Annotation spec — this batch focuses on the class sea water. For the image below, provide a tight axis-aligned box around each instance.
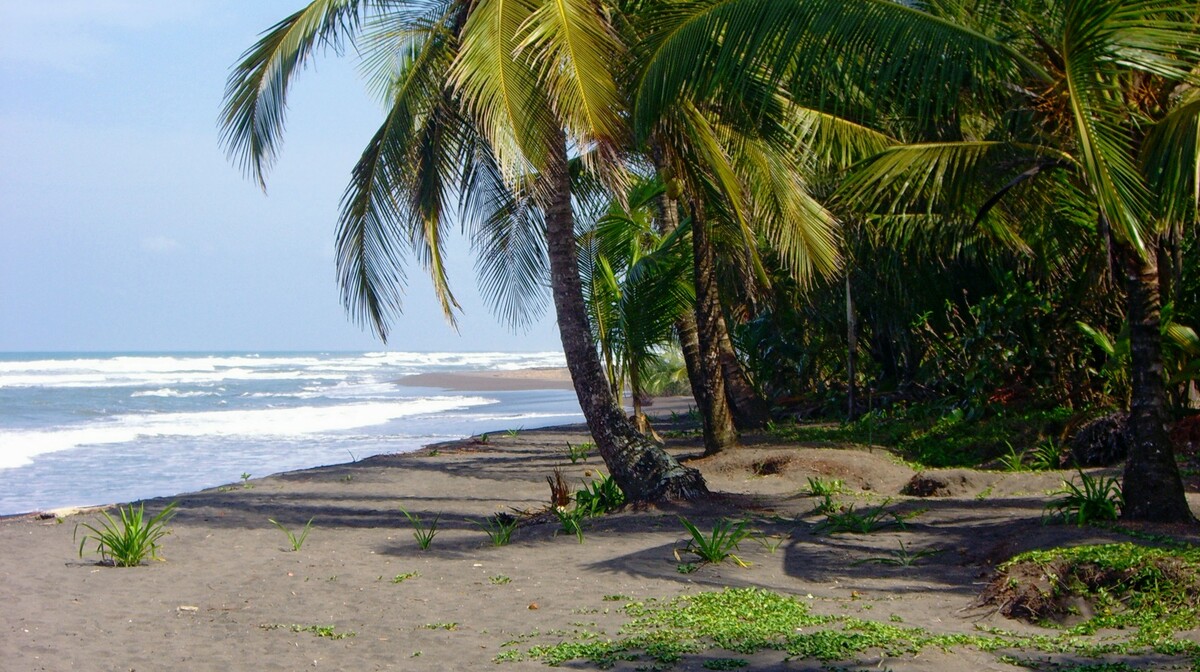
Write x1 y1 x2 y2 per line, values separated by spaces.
0 351 580 515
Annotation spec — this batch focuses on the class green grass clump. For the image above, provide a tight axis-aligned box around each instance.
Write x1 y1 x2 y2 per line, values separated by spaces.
472 513 519 546
399 506 440 549
815 501 906 534
988 543 1200 646
269 516 314 551
1043 471 1123 525
677 517 752 566
575 475 625 516
74 501 178 567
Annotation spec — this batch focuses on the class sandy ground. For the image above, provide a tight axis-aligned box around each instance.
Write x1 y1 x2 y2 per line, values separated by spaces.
3 393 1200 670
396 368 575 391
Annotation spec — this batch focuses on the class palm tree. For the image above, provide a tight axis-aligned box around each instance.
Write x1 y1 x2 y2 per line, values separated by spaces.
834 0 1200 522
633 0 1200 521
220 0 706 502
579 177 695 434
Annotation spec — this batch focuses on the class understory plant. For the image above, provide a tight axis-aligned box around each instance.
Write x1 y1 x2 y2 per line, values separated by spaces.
75 501 179 567
473 513 520 546
575 475 625 516
269 516 314 551
816 501 906 534
400 506 441 549
677 517 753 566
1044 471 1123 525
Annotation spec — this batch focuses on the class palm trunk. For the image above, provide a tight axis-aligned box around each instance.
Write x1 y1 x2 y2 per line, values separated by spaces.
651 182 738 452
691 208 740 454
1117 239 1193 523
544 139 707 502
846 271 858 420
716 316 771 429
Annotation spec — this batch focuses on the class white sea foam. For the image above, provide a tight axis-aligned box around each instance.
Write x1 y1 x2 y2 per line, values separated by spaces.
0 352 566 388
0 395 495 470
130 388 216 398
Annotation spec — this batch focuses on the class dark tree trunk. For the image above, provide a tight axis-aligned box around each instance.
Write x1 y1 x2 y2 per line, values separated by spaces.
690 208 741 454
846 272 858 420
543 139 707 502
1117 239 1193 523
652 185 739 452
716 316 771 429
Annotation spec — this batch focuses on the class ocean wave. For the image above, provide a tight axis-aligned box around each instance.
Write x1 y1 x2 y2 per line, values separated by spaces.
0 396 496 470
131 388 216 398
0 351 566 389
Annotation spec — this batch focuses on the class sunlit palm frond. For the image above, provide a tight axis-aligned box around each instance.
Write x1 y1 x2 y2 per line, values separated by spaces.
517 0 628 181
220 0 371 189
1060 0 1156 254
334 14 465 340
451 0 557 187
733 133 841 285
787 105 896 172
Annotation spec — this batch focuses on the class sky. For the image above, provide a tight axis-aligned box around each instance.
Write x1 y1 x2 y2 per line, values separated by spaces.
0 1 563 353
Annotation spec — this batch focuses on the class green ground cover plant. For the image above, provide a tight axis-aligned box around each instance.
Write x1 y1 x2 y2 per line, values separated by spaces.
496 586 1200 668
981 543 1200 648
1044 472 1123 526
399 506 440 550
74 501 178 567
260 623 355 639
269 516 314 551
776 406 1071 468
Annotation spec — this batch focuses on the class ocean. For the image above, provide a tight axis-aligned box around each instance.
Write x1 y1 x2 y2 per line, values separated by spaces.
0 351 581 516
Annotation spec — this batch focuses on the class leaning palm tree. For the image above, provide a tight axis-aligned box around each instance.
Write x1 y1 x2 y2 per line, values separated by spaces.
220 0 705 502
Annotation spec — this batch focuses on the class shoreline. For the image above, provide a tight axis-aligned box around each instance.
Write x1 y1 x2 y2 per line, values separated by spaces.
5 415 1197 670
395 367 575 391
3 364 692 520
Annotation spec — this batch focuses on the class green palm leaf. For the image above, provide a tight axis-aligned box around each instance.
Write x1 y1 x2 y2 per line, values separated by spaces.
451 0 557 186
220 0 372 189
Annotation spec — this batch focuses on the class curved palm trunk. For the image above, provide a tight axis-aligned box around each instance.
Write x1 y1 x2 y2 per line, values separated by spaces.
544 140 707 502
1118 240 1193 523
652 185 739 452
691 208 740 454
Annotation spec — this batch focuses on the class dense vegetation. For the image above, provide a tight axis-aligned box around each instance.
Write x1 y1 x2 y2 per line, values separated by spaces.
223 0 1199 521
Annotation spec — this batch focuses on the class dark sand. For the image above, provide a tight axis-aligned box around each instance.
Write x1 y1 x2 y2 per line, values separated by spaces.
3 373 1199 671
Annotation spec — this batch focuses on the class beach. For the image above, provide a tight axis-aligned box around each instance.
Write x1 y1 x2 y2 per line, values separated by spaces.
2 369 1199 670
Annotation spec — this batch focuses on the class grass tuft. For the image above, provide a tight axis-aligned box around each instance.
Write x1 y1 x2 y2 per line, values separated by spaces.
75 501 178 567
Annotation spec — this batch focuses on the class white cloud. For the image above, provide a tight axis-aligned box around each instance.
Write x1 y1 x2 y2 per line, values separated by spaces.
140 236 182 253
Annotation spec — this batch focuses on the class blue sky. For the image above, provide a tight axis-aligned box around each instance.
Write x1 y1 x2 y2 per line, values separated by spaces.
0 1 562 353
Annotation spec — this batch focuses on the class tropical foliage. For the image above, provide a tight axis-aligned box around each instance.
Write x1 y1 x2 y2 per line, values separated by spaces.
222 0 1200 521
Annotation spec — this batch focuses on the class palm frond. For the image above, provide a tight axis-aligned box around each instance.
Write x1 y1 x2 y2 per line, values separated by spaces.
1142 90 1200 223
516 0 628 181
220 0 371 189
451 0 557 186
632 0 1048 140
1060 0 1156 254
